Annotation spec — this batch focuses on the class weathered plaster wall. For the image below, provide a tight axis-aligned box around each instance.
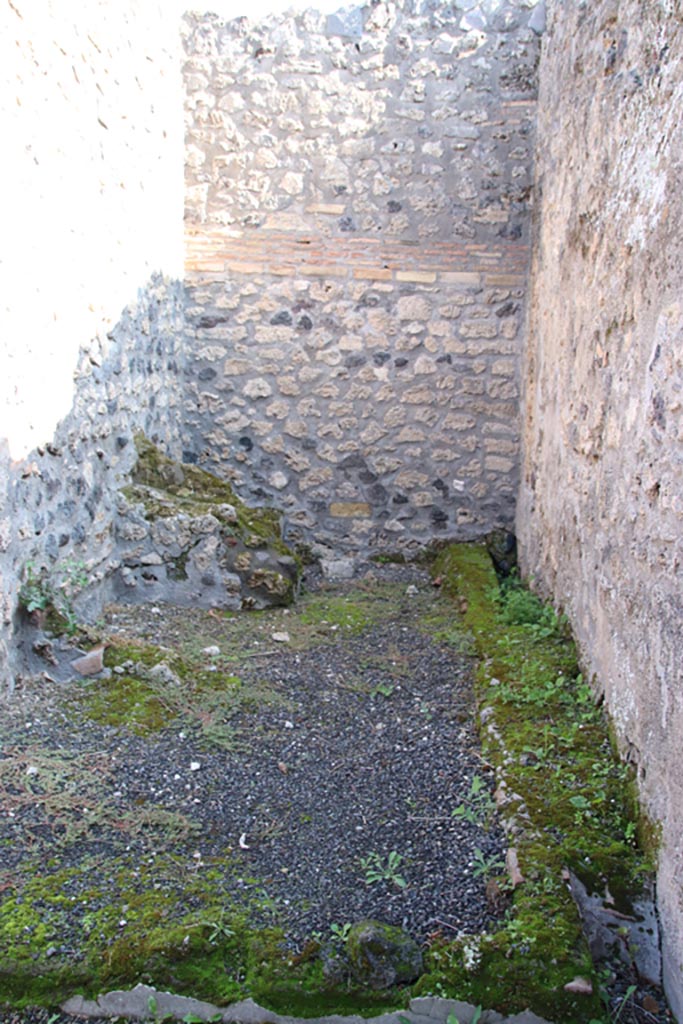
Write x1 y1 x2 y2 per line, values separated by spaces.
0 1 185 684
518 1 683 1013
183 1 541 554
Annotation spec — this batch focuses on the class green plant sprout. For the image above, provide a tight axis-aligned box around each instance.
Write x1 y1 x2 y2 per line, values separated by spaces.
18 557 89 634
446 1009 483 1024
589 982 637 1024
197 908 234 944
18 561 51 615
452 774 496 829
329 921 351 943
495 572 567 639
360 850 407 888
471 847 504 880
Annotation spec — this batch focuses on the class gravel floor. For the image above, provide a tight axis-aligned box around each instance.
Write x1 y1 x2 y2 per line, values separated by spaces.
0 563 506 1020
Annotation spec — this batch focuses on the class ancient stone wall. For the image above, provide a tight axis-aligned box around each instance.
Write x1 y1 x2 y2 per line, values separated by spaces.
517 1 683 1013
183 1 541 555
0 1 185 685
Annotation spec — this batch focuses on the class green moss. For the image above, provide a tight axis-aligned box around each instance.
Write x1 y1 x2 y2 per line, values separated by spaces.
296 585 405 640
635 809 663 865
127 435 295 563
416 896 595 1018
425 543 658 1023
84 674 170 734
416 601 476 654
299 595 371 633
0 867 95 1004
84 639 277 748
0 857 407 1017
246 929 408 1018
0 855 246 1003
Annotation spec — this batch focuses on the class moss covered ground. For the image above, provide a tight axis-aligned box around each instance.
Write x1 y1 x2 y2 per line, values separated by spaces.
0 545 661 1022
417 544 658 1022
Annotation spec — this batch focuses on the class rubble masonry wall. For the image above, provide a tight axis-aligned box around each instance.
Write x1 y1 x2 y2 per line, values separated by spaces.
182 1 541 555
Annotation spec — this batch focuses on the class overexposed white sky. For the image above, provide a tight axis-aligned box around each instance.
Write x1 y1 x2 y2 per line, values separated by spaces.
200 0 348 17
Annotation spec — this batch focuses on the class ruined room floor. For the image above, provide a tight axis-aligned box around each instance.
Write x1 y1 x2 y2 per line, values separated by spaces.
0 563 506 1019
1 556 672 1024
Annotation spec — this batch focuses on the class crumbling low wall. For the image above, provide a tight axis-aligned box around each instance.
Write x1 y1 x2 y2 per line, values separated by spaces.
0 278 186 682
114 438 299 610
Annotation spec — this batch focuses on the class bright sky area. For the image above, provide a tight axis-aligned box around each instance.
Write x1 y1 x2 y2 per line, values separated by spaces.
202 0 346 17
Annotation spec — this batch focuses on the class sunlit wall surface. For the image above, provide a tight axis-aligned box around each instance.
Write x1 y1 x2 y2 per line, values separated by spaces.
0 0 184 460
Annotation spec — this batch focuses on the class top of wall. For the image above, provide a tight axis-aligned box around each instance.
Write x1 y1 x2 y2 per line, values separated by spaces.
183 0 542 256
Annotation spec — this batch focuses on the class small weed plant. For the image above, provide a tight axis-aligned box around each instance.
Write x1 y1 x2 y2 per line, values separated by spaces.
371 681 395 698
360 850 407 888
522 723 555 764
18 562 51 614
411 1008 483 1024
471 847 504 880
197 908 235 945
447 1010 483 1024
329 921 351 944
18 557 89 634
589 982 637 1024
495 572 567 639
452 774 496 829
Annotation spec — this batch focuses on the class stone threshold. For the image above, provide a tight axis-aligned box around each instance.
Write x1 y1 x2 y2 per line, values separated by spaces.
63 983 552 1024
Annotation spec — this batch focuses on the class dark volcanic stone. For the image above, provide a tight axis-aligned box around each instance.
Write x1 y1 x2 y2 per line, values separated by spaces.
197 315 229 329
486 528 518 577
346 919 423 989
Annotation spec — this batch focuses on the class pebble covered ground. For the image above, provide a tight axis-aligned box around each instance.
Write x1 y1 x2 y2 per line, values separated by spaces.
0 564 507 1020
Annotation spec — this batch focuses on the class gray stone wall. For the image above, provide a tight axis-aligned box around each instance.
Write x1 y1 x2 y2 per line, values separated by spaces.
0 1 185 687
517 1 683 1014
182 0 541 555
0 279 186 683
